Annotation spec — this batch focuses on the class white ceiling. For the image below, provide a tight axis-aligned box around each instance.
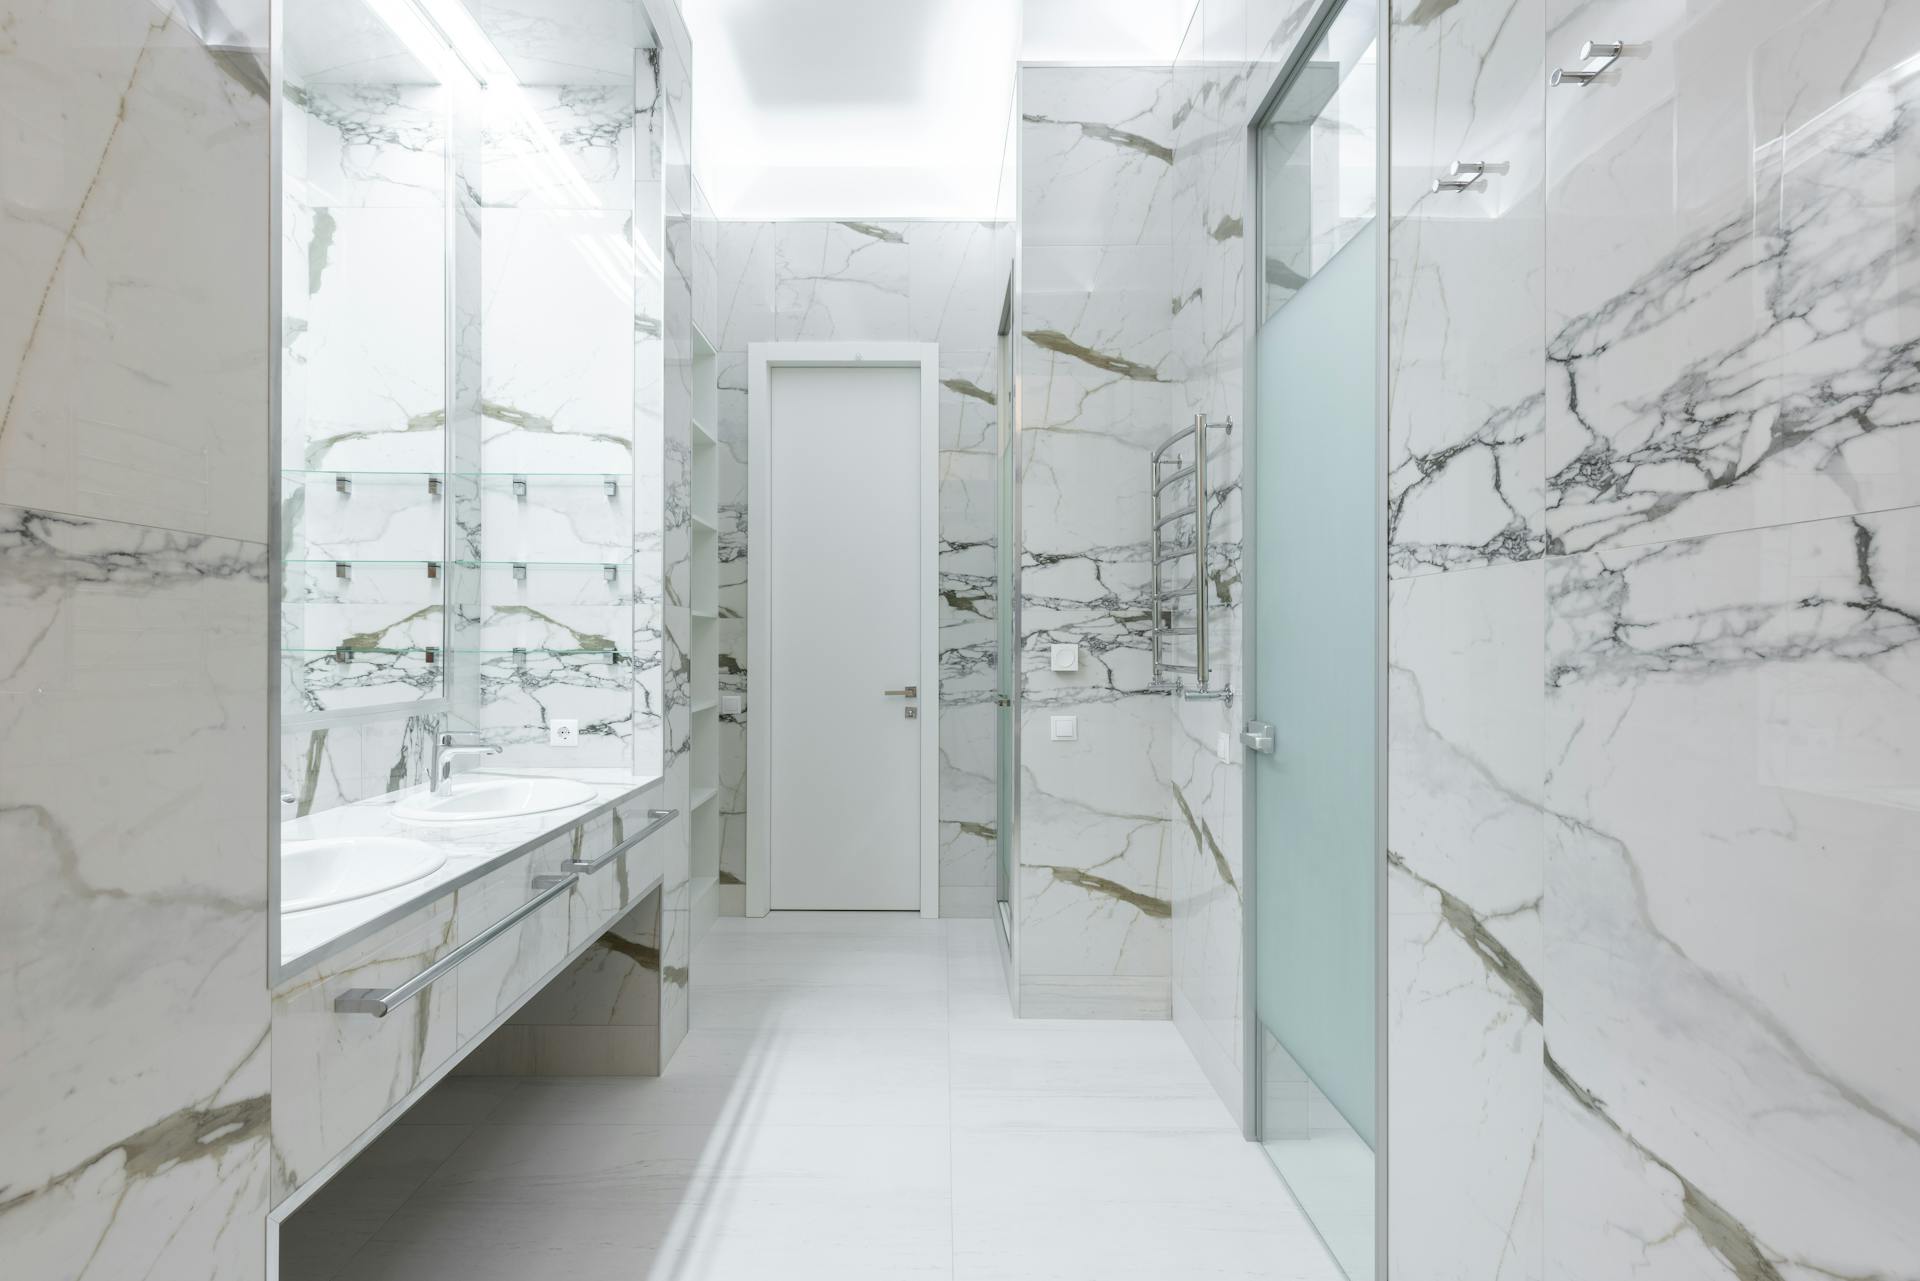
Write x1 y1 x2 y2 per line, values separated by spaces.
685 0 1191 220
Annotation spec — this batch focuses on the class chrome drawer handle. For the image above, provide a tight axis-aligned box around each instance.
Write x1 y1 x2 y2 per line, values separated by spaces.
563 808 676 874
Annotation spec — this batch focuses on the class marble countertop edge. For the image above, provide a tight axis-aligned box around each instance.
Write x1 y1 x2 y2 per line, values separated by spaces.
275 767 664 983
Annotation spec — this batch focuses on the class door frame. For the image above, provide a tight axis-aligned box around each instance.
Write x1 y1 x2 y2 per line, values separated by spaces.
745 341 942 918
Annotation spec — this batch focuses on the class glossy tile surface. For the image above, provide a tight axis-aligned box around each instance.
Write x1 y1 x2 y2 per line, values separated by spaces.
287 915 1340 1281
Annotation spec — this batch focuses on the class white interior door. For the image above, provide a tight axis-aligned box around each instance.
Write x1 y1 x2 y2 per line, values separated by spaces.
767 363 923 910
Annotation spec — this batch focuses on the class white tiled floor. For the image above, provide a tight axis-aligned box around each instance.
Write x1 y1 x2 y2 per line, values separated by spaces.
284 914 1343 1281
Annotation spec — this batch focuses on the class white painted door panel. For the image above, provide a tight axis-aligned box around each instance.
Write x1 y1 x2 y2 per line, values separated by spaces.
768 365 922 910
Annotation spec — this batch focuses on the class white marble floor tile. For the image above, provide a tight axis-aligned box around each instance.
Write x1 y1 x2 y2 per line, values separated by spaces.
950 1019 1238 1133
290 913 1334 1281
952 1129 1342 1281
279 1124 475 1281
487 1027 951 1129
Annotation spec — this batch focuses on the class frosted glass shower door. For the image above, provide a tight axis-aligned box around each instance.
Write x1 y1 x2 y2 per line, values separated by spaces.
1246 3 1381 1277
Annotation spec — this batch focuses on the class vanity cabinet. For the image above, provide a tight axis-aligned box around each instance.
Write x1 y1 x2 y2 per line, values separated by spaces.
270 783 669 1200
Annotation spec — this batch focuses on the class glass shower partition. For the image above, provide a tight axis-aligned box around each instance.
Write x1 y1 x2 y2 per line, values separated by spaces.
1245 1 1384 1277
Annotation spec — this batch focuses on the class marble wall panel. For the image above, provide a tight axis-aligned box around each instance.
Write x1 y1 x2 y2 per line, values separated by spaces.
0 507 272 1278
1543 507 1920 1277
1544 0 1920 555
1378 0 1552 1272
1017 65 1177 1014
0 4 273 1275
0 1 271 544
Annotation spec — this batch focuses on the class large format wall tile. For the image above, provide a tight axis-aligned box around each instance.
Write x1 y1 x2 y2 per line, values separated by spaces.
1018 65 1176 1013
0 1 270 543
773 220 911 341
1543 505 1920 1276
1387 559 1546 1280
1021 67 1177 249
1545 0 1920 555
1388 0 1546 576
0 506 271 1278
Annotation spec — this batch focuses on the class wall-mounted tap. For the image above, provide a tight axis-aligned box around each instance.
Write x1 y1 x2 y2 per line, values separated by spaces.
432 731 501 795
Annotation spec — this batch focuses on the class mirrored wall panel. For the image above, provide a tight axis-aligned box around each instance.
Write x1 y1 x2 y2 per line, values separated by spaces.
275 0 665 973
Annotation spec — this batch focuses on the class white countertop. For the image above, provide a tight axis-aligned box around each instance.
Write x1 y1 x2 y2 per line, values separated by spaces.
277 767 661 976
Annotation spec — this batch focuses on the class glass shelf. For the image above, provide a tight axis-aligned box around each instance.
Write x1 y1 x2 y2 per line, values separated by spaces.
283 469 631 479
287 645 626 659
282 470 633 498
286 558 627 570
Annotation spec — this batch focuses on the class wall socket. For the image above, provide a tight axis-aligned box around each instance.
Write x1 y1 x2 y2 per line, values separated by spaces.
549 718 579 747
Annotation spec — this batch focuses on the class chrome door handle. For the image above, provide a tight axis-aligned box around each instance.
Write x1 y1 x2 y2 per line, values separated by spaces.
1241 721 1275 754
884 686 918 698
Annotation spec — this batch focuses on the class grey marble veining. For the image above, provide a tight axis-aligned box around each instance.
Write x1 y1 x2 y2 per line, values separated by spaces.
0 1 270 544
0 506 271 1279
1017 65 1177 1014
1543 506 1920 1277
1545 0 1920 557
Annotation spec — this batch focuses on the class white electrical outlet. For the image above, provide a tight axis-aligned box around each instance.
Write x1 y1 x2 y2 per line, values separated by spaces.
550 718 579 747
1050 714 1078 742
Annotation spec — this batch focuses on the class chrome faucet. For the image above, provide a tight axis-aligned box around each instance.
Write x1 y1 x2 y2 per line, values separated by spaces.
432 731 501 795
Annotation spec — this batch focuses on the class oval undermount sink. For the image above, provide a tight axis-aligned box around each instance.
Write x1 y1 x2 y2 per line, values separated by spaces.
283 837 447 912
391 775 596 823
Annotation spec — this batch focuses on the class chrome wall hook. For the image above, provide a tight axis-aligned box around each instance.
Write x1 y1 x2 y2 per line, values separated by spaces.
1553 39 1627 85
1430 161 1488 193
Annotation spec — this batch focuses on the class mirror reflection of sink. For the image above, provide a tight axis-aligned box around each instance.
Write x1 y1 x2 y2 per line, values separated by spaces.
392 775 596 823
283 837 447 913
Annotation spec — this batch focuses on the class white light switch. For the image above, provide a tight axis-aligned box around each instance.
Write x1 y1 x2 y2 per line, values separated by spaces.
720 694 744 717
1050 643 1079 673
1217 731 1233 764
1050 715 1078 742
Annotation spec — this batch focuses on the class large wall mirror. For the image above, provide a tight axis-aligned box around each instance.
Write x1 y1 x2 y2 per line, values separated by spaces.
274 0 664 975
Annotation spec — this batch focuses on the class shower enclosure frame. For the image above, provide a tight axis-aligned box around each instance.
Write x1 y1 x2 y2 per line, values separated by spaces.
1237 0 1390 1271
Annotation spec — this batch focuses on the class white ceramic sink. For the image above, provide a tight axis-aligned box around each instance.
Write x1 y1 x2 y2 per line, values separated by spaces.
391 775 596 823
283 837 447 913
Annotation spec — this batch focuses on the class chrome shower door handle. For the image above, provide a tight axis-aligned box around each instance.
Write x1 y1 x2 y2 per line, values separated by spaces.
1241 721 1276 754
884 686 918 698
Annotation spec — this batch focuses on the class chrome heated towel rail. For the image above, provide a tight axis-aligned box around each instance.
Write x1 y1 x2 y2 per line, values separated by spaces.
1150 413 1228 689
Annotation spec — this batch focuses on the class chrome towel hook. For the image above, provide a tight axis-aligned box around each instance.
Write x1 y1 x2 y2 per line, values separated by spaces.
1552 40 1626 86
1431 161 1488 193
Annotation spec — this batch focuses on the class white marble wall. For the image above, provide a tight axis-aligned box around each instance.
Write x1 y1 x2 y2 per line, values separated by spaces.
710 218 1014 917
1382 0 1920 1277
1536 2 1920 1275
1017 66 1179 1016
0 3 273 1277
1383 0 1549 1275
